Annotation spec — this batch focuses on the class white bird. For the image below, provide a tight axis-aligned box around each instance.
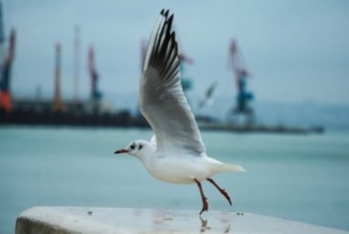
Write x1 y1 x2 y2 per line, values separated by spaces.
198 81 218 110
115 9 245 215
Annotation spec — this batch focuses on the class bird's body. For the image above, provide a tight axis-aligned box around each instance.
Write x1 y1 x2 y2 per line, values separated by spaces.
139 146 239 184
130 140 243 184
145 152 209 184
115 9 245 215
148 155 241 184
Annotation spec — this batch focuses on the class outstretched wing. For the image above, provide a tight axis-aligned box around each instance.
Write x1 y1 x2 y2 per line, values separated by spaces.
140 10 205 155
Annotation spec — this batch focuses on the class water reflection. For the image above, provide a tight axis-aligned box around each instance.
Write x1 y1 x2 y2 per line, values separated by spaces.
147 209 235 233
199 216 208 232
199 212 232 233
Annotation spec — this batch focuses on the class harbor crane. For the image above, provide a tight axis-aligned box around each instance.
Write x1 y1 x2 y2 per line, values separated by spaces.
0 1 15 112
227 38 255 125
88 46 102 113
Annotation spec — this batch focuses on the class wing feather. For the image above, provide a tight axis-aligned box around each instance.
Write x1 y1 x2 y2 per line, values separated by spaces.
140 10 205 155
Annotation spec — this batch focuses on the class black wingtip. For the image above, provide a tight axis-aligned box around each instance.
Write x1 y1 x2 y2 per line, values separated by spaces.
167 14 174 23
164 9 169 17
160 9 171 18
171 31 176 42
165 14 174 34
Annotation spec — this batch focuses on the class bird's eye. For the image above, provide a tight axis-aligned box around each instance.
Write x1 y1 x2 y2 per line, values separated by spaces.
138 144 143 150
130 143 135 150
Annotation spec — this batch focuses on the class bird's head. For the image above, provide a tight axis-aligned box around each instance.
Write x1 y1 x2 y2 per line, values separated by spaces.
114 140 154 158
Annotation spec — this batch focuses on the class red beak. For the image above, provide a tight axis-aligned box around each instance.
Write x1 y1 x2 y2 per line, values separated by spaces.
114 149 129 154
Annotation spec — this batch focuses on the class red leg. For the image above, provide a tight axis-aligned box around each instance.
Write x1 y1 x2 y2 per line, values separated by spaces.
207 178 232 206
194 179 209 215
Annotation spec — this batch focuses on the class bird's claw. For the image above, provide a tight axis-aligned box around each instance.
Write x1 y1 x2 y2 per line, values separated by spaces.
221 189 232 206
199 197 209 216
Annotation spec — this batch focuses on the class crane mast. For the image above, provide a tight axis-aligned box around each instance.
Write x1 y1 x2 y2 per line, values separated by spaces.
227 38 255 125
0 1 15 112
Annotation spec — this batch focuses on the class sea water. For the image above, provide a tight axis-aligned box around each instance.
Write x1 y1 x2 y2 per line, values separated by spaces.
0 127 349 233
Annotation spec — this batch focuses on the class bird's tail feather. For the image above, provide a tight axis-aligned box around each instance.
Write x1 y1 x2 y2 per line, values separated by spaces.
221 163 246 172
207 157 246 173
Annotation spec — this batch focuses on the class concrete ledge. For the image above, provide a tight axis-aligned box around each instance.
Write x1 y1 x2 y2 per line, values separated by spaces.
16 207 349 234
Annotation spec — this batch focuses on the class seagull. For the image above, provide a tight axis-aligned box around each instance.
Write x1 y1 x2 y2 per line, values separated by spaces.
198 81 218 110
115 9 245 215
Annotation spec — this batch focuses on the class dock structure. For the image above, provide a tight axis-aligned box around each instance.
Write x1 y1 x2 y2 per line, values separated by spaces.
0 108 324 134
73 26 80 105
0 1 16 112
227 38 255 125
53 43 65 112
16 207 348 234
88 45 102 113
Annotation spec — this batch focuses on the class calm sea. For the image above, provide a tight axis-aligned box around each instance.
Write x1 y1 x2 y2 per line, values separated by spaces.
0 127 349 233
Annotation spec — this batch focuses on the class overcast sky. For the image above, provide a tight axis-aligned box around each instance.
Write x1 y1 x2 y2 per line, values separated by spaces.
2 0 349 105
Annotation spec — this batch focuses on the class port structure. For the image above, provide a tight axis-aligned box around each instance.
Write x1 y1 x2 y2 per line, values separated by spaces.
88 45 102 113
0 2 15 112
227 38 255 125
53 43 65 112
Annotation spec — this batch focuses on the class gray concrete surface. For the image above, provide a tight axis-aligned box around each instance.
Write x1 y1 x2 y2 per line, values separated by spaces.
16 206 349 234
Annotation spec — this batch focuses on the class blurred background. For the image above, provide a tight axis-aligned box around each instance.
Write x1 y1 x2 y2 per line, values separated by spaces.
0 0 349 233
